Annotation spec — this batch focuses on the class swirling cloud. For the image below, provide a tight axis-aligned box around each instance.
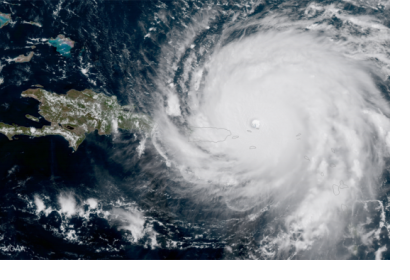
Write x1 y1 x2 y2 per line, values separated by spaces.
150 1 389 258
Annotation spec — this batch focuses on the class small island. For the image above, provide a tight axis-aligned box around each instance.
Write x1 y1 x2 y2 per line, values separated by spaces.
0 12 11 29
48 34 75 57
13 51 34 63
0 88 151 150
25 114 39 122
22 20 42 27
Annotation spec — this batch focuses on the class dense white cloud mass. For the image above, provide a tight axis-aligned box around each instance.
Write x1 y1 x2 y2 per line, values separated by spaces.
150 1 389 258
86 198 99 209
58 194 79 217
34 195 46 213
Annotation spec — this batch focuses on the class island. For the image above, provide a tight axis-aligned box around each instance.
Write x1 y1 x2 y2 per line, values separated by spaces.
13 51 34 63
22 20 42 27
0 12 11 29
0 88 151 150
25 114 39 122
48 35 75 57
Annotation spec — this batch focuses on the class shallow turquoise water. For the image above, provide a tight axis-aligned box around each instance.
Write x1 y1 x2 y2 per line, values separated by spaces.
0 14 10 28
48 38 73 57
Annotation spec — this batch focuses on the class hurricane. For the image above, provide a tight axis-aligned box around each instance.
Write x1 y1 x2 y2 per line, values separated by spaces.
148 1 390 258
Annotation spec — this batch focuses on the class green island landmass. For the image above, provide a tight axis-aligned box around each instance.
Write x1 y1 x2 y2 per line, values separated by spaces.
0 88 151 150
25 114 39 122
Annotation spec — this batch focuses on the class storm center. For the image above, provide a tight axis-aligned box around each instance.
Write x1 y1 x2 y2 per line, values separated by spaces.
251 119 260 129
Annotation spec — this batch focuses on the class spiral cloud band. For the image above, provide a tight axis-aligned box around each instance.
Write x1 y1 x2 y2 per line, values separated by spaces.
149 1 389 258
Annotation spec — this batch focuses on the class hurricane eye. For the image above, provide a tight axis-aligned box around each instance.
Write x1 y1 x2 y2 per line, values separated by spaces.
251 119 260 129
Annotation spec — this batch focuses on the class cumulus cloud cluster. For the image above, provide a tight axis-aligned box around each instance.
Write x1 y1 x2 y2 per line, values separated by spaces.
33 194 146 243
